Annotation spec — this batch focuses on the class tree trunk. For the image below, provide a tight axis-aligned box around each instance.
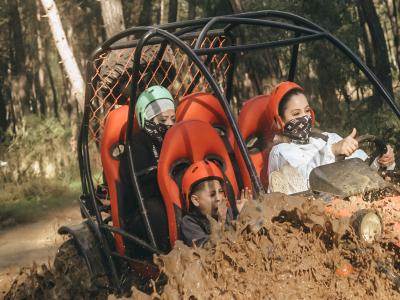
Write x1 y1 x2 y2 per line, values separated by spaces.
160 0 166 24
228 0 243 13
384 0 400 78
155 0 161 23
168 0 178 23
40 0 85 112
7 74 17 134
8 0 31 116
358 0 394 104
0 86 7 132
315 45 341 127
188 0 196 19
139 0 153 25
357 5 374 69
8 0 25 76
0 54 8 132
34 0 47 117
43 34 59 119
46 60 59 119
99 0 126 39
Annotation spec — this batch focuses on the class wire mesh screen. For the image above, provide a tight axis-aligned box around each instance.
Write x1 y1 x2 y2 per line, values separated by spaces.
84 34 232 187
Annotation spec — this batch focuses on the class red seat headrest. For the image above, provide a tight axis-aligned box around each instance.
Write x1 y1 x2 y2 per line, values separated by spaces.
238 95 270 178
176 92 254 189
157 119 239 246
239 95 271 140
176 92 234 144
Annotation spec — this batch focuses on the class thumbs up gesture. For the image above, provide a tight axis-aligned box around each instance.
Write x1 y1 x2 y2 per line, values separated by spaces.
332 128 359 157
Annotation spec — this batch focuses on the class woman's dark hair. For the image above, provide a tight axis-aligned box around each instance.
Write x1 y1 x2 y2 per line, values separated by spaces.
278 88 304 118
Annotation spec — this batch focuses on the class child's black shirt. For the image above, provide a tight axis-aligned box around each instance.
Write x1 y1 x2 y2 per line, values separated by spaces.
181 208 233 247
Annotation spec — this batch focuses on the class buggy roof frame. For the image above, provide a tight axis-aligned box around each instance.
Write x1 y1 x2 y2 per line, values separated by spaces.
90 10 399 117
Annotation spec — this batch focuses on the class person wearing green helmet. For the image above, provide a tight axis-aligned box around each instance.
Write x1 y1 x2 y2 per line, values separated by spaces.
135 85 175 148
121 85 176 254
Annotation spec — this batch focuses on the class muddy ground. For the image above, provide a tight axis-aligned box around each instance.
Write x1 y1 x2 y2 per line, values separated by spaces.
2 194 400 299
0 205 81 298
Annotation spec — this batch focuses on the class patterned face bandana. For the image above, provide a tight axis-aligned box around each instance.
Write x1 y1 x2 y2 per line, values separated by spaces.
143 119 171 144
283 115 312 144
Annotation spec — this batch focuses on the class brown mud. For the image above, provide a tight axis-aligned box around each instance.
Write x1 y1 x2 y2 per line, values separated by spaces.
151 194 400 299
4 194 400 299
0 205 81 298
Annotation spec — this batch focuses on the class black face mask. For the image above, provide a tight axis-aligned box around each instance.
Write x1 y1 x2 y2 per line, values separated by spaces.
143 119 171 144
283 115 312 144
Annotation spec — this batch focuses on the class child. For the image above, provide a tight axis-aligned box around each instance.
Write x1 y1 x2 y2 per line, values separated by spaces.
180 160 251 247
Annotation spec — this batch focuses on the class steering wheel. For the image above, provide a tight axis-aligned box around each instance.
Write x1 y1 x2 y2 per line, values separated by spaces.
336 134 387 166
356 134 387 165
356 134 387 166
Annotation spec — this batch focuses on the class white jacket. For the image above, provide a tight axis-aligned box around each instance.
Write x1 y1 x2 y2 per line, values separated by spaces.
267 132 386 194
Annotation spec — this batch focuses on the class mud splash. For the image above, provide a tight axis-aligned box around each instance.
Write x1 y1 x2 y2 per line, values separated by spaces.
151 193 400 299
4 193 400 299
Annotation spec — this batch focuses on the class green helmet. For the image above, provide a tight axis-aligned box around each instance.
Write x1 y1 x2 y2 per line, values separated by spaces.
135 85 175 128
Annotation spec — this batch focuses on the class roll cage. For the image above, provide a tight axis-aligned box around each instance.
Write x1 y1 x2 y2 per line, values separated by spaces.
76 10 400 295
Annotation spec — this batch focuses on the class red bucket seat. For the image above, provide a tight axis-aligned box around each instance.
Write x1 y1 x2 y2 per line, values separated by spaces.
100 105 142 255
157 119 239 246
176 92 251 189
100 105 129 255
237 95 271 179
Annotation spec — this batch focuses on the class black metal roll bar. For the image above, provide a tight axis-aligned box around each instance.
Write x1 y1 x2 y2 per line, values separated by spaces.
192 12 400 117
91 9 400 118
288 32 301 81
193 33 325 55
194 16 320 49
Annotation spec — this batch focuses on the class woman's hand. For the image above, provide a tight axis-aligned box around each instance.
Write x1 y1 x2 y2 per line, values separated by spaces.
236 187 252 213
331 128 359 157
378 144 395 168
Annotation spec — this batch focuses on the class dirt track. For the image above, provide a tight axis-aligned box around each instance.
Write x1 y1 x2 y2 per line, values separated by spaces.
0 205 81 297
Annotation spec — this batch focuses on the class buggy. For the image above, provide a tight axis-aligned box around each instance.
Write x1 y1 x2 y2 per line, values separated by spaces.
55 11 400 297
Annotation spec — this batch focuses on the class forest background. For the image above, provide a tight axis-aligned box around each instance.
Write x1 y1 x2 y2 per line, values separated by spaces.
0 0 399 226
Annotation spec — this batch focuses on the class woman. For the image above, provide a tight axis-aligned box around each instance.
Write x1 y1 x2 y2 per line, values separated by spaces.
122 85 176 253
266 81 395 194
133 84 176 172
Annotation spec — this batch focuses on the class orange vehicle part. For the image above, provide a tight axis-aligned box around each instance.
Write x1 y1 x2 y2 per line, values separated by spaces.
100 105 139 256
335 261 353 277
237 95 270 179
100 106 129 255
158 119 239 247
176 92 251 189
176 92 232 142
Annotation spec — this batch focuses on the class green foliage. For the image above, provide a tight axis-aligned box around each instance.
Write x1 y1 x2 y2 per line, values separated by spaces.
0 114 78 184
0 178 80 228
0 114 80 226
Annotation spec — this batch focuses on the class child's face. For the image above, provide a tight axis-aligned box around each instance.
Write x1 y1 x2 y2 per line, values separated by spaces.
191 179 225 218
282 93 311 124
